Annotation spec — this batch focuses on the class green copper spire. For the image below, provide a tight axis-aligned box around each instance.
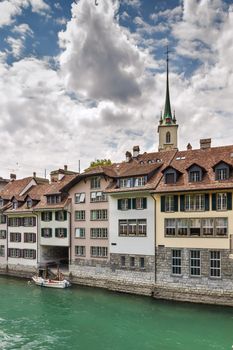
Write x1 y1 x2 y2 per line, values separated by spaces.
163 46 173 123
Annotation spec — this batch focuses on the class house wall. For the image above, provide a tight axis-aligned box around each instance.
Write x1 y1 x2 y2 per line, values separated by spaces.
0 220 7 269
69 176 110 266
39 211 70 247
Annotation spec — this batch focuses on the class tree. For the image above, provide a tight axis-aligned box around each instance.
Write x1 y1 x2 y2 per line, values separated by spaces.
85 159 112 171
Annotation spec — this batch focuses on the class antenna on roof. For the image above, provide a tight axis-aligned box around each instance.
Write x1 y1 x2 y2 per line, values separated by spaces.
44 169 47 179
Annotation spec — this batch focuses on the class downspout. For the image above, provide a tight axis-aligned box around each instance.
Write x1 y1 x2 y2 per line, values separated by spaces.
150 193 157 283
34 211 39 267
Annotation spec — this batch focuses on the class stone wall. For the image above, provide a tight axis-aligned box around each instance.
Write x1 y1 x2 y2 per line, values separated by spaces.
156 246 233 290
110 253 155 273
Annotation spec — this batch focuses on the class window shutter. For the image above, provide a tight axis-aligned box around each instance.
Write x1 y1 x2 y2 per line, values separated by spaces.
174 195 178 211
55 212 58 221
128 199 131 209
180 195 185 211
64 211 67 220
64 228 67 237
33 250 36 259
18 233 21 242
212 193 216 211
10 233 13 241
205 194 209 211
49 228 52 237
49 212 53 220
24 233 27 243
143 198 147 209
8 248 11 257
117 199 121 210
41 229 44 237
33 233 36 243
41 212 45 221
55 228 58 237
161 196 165 212
227 193 232 210
33 217 36 226
132 198 136 209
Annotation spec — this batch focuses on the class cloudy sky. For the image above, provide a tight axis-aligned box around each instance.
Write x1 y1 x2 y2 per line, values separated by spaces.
0 0 232 179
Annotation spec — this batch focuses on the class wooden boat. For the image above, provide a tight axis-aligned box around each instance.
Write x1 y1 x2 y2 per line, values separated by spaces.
32 276 71 289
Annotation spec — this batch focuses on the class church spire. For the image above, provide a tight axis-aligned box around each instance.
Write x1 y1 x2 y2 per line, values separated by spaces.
162 46 174 124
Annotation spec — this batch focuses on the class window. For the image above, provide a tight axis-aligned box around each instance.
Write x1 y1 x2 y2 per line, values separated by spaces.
210 251 221 278
135 198 147 210
8 217 20 227
24 232 36 243
216 193 227 211
190 250 201 276
189 171 201 182
55 228 67 238
140 257 145 268
165 196 174 212
216 168 227 180
26 199 33 208
165 172 175 184
55 211 67 221
23 217 36 227
0 199 4 207
165 219 176 236
75 210 85 221
185 194 205 211
10 232 21 242
90 177 101 189
12 200 18 209
0 214 6 224
119 178 131 188
90 246 108 258
90 192 107 202
120 198 128 210
130 256 135 267
0 245 5 257
215 218 227 236
8 248 21 258
0 230 6 239
172 250 181 275
41 211 52 222
189 218 201 236
41 228 52 238
75 245 85 256
75 228 85 238
177 219 188 236
166 131 171 144
202 219 214 236
23 249 36 259
121 256 126 267
90 228 108 238
90 210 107 220
134 177 146 187
119 219 147 237
47 195 61 204
75 193 86 203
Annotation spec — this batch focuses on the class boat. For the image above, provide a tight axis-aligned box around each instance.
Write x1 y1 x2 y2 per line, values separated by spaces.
32 276 71 289
32 265 71 289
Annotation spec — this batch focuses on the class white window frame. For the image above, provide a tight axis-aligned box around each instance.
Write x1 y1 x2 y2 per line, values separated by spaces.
75 228 85 238
216 193 227 211
172 250 182 275
190 250 201 277
75 193 86 204
75 246 86 256
210 251 221 278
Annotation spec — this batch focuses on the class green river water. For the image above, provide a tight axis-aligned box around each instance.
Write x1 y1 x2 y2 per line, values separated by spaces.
0 276 233 350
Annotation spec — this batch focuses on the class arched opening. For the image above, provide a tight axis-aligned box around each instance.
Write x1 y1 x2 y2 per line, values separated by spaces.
166 131 171 144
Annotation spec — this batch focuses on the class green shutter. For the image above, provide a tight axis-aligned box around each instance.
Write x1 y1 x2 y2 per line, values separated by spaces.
132 198 136 209
212 193 216 211
143 198 147 209
117 199 121 210
41 212 45 221
128 199 131 209
49 212 53 220
180 195 185 211
64 211 67 220
55 212 58 221
55 228 58 237
41 229 44 237
205 194 209 211
161 196 165 212
64 228 67 238
174 195 178 212
227 192 232 210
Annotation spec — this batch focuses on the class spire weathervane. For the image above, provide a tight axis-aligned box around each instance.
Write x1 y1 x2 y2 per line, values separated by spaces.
163 45 172 123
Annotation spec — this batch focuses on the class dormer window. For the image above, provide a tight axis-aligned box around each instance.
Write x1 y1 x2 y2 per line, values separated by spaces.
165 173 175 184
188 165 203 182
120 178 131 188
166 131 171 144
26 199 33 209
47 195 61 204
0 199 4 207
134 177 146 187
12 200 18 209
214 162 230 181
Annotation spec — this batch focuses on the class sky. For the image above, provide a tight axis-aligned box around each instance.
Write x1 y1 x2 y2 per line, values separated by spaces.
0 0 232 179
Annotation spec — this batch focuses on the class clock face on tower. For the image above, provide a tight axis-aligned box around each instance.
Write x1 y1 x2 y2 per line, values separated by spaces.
165 117 171 124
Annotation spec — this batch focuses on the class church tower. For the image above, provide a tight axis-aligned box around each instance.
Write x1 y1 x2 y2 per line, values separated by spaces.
158 48 178 151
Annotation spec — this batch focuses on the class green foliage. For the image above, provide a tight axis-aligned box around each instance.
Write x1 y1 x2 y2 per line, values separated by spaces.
85 159 112 171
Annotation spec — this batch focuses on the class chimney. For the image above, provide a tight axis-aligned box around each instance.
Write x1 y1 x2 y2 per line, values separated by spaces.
64 165 68 171
125 151 132 163
187 143 192 150
33 172 36 178
10 173 16 181
133 145 140 158
200 138 211 149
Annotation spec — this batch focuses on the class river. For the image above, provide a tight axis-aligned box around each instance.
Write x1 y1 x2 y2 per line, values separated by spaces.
0 276 233 350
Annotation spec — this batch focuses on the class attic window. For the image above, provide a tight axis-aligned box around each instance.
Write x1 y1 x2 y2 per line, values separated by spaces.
165 172 176 184
12 200 18 209
26 199 33 209
147 160 152 164
190 171 201 182
176 156 186 161
156 159 162 163
0 199 4 207
140 161 144 165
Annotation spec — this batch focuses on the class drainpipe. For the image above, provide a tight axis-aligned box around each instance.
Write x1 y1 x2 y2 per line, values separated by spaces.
34 212 39 267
